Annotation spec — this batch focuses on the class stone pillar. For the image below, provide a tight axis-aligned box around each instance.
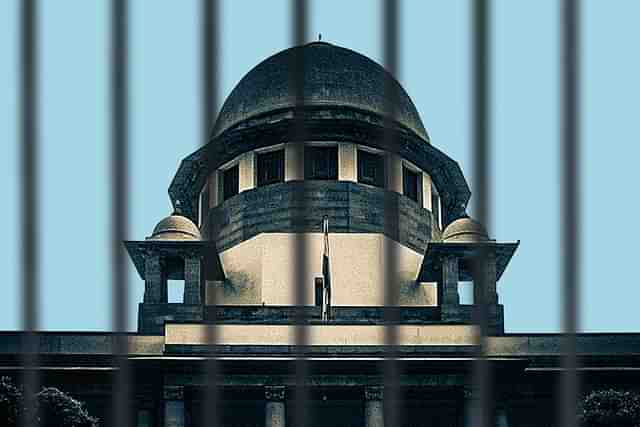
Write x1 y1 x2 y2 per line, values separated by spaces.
163 386 185 427
144 255 166 303
462 387 476 427
184 256 202 304
439 255 460 322
265 386 286 427
496 406 509 427
364 386 384 427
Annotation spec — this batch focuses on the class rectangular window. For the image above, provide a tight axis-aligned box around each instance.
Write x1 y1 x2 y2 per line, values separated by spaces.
223 164 239 201
257 149 285 187
305 146 338 180
431 182 441 229
357 150 385 188
403 165 421 203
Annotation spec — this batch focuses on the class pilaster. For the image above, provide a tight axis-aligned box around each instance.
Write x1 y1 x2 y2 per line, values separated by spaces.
364 386 384 427
163 386 184 427
184 256 202 304
265 385 286 427
144 255 166 304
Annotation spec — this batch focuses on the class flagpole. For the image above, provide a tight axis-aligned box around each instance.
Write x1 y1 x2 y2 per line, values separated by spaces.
322 215 331 321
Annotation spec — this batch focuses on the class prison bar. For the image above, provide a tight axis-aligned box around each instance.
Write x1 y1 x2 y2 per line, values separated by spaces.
291 1 310 427
110 1 132 427
201 1 221 427
382 1 402 427
560 0 581 426
20 1 40 426
470 0 493 426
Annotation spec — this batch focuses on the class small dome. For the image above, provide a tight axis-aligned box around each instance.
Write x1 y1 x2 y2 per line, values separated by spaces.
147 214 201 241
442 216 489 243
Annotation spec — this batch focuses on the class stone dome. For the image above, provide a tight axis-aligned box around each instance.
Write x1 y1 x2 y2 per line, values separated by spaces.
147 214 201 241
212 42 428 140
442 216 489 243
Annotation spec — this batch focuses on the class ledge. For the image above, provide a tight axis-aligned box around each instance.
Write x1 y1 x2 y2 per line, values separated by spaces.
209 180 432 253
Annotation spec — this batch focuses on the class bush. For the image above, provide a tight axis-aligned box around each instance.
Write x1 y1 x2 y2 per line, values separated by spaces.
0 377 98 427
36 387 98 427
0 377 22 427
580 389 640 427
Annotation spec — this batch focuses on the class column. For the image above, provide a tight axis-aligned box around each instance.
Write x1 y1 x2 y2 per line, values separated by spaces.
144 255 166 303
265 386 286 427
163 386 185 427
496 406 509 427
440 255 460 321
184 256 202 304
364 386 384 427
462 387 476 427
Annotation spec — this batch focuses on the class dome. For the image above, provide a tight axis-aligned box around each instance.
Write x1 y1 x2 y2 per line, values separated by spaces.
442 216 489 243
212 42 428 140
147 214 201 241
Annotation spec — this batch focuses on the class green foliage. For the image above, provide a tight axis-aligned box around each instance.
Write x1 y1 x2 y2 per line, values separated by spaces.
580 389 640 427
0 377 98 427
0 377 22 427
36 387 98 427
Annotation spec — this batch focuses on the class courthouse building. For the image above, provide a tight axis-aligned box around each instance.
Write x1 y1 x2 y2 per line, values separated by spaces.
1 42 639 427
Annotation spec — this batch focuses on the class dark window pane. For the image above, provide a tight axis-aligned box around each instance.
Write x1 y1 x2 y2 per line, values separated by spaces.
357 150 385 188
403 166 420 203
257 149 285 187
431 183 441 229
223 164 239 201
305 146 338 180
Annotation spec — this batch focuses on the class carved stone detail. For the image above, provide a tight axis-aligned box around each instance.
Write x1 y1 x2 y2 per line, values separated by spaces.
265 386 286 402
364 386 384 401
163 385 184 401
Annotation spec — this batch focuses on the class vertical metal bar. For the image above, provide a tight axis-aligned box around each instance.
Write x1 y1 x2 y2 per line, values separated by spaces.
560 1 581 426
382 1 401 426
471 0 492 426
291 1 308 426
110 1 131 426
19 1 40 426
201 1 220 426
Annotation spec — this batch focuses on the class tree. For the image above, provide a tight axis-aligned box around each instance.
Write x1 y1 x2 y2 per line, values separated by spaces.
579 389 640 427
0 377 98 427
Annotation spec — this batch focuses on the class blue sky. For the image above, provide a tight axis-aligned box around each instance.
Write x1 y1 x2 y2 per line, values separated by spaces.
1 0 639 333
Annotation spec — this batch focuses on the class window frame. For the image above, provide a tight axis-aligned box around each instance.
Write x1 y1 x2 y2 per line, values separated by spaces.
357 148 386 188
402 162 421 204
304 144 339 181
256 148 285 187
222 163 240 201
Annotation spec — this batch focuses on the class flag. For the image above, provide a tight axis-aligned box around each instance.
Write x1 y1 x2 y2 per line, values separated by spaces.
322 216 331 320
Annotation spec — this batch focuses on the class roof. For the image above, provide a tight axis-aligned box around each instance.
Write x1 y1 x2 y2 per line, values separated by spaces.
212 42 429 140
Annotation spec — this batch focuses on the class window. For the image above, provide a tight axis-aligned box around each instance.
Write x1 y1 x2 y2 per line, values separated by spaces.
223 164 239 201
305 146 338 180
357 149 385 188
431 183 441 229
403 165 421 203
257 149 284 187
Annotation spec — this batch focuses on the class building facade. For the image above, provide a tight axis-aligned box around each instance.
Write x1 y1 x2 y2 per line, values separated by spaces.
1 42 639 427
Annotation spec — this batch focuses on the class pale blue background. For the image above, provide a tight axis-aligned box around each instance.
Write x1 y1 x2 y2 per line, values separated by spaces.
1 0 639 333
